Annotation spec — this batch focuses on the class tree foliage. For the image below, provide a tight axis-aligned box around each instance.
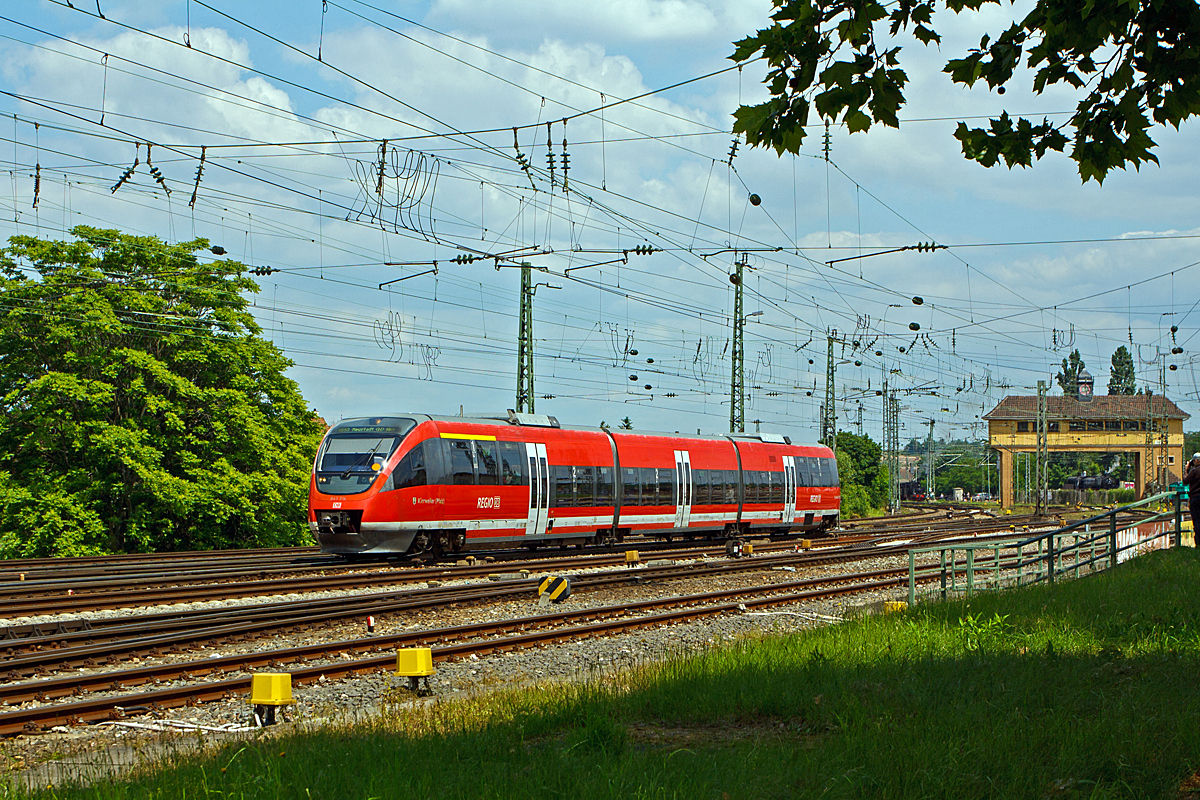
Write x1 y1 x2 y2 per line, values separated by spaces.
731 0 1200 182
1108 345 1137 395
835 431 889 514
1056 349 1086 395
0 228 323 557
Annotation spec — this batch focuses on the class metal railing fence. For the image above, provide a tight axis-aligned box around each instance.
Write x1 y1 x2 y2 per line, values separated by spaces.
907 490 1187 605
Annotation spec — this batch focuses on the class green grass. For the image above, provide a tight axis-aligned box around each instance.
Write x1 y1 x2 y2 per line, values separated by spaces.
14 548 1200 799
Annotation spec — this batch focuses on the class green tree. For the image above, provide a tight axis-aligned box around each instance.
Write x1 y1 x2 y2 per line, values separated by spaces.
836 448 873 518
1185 431 1200 461
619 416 634 430
1056 349 1086 395
0 227 322 557
835 431 888 512
731 0 1200 182
1108 345 1136 395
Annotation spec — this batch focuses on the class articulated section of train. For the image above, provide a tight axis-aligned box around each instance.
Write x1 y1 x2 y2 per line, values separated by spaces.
308 411 841 558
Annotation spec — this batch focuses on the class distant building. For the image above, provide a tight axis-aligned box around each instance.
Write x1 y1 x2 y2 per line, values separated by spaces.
983 394 1188 507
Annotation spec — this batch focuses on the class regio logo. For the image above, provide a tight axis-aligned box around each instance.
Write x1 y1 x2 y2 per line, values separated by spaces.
477 496 501 510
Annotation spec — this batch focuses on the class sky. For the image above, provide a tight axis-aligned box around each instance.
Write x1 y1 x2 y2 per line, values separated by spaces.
1 0 1198 447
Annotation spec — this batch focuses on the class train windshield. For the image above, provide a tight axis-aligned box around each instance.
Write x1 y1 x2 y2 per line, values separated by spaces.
314 417 416 495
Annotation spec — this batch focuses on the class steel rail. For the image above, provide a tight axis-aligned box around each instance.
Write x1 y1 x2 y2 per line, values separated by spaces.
0 567 920 735
0 542 910 673
0 517 1030 618
0 526 1037 670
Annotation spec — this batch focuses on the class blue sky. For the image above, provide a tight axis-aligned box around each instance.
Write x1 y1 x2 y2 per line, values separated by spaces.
2 0 1198 444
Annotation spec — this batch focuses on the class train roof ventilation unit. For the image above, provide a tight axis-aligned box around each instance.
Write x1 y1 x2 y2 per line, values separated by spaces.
506 410 560 428
729 433 791 445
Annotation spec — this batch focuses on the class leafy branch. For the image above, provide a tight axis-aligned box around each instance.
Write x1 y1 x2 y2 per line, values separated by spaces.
732 0 1200 182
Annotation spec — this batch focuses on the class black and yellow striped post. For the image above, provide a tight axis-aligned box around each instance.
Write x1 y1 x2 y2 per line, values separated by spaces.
537 575 572 602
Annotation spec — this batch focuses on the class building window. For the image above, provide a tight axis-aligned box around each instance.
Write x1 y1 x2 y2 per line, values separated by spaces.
1016 421 1029 432
1122 421 1140 431
1047 422 1059 432
1104 421 1121 431
1069 421 1086 432
1169 455 1176 465
1086 421 1104 431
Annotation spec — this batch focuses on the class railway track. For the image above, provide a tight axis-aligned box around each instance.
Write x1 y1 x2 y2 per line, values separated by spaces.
0 513 1046 619
0 563 945 735
0 508 1130 738
0 527 1036 674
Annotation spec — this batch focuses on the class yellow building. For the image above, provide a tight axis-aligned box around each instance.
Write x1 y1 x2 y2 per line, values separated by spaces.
983 394 1189 507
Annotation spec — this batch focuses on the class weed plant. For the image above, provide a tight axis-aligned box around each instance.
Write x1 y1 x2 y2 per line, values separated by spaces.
12 548 1200 799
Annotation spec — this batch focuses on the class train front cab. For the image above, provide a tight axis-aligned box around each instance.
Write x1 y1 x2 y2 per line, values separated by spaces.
309 416 447 555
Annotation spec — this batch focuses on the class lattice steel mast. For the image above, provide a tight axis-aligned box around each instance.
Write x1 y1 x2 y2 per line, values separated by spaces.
729 253 746 433
516 262 535 413
1035 380 1048 517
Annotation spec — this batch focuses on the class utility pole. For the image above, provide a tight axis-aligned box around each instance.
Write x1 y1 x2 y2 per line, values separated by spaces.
1035 379 1048 517
821 330 837 448
729 253 746 433
855 402 863 436
1156 363 1168 488
925 418 936 499
884 386 900 513
515 262 535 413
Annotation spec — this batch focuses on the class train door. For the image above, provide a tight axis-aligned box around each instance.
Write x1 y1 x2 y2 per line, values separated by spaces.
673 450 693 529
524 443 550 536
782 455 797 524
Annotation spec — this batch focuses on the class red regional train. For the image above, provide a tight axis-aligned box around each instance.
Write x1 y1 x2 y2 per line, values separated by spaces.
308 411 841 558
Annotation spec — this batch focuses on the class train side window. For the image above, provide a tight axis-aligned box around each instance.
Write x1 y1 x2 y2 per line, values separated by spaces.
770 471 783 503
640 467 658 505
447 440 475 485
576 466 595 506
391 446 426 490
422 440 448 485
658 468 674 506
795 459 810 486
725 470 739 504
622 467 641 506
826 457 839 486
807 457 821 486
552 465 573 507
475 440 499 486
596 466 613 505
746 471 761 503
694 469 709 505
499 441 526 485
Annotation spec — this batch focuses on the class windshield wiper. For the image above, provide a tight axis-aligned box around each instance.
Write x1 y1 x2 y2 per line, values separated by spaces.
339 439 385 480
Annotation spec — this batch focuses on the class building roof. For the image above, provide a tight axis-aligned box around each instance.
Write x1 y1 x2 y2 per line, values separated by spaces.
983 394 1190 421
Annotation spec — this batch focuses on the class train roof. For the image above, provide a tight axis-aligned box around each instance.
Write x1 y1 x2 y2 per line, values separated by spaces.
331 412 829 451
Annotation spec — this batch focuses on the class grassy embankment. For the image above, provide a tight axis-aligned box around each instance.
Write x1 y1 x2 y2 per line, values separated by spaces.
17 548 1200 799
